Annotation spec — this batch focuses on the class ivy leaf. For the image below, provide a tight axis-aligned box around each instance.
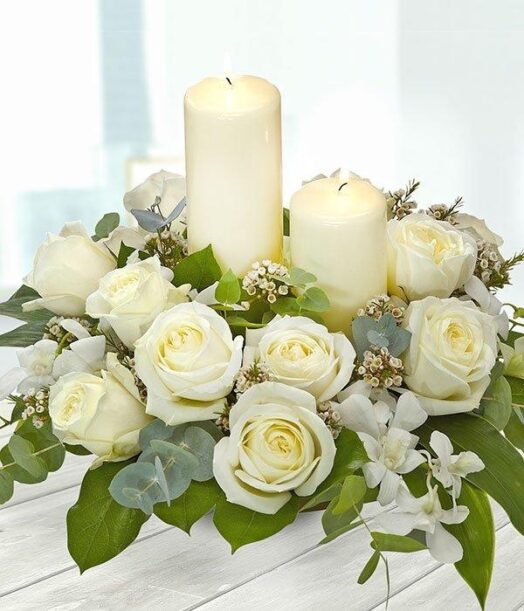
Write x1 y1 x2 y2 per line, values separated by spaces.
479 375 512 430
213 495 300 552
215 269 241 305
154 479 222 534
444 480 495 610
418 415 524 535
67 461 149 572
173 244 222 291
94 212 120 240
296 287 330 313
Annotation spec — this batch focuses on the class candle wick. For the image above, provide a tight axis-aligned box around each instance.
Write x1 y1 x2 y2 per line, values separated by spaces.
226 77 233 86
338 182 348 192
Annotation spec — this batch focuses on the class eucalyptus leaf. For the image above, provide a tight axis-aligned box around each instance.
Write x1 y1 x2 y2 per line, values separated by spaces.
94 212 120 240
109 461 161 514
173 244 222 291
270 297 301 316
8 435 47 479
131 209 165 232
296 287 330 313
139 419 176 450
352 313 410 359
164 197 186 225
0 319 49 347
284 267 317 288
0 470 14 504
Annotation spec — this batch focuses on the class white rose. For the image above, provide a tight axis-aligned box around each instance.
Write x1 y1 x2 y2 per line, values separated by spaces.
49 369 153 465
244 316 355 401
387 214 477 300
213 382 336 514
402 297 498 415
124 170 185 217
454 212 503 247
86 257 190 348
134 302 243 425
23 222 116 316
101 225 146 255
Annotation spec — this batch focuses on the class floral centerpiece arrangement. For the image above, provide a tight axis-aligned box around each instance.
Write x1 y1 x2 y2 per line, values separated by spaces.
0 171 523 608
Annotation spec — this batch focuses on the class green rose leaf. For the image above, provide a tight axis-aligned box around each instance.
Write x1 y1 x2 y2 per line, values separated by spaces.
173 244 222 291
444 480 495 610
68 461 149 573
296 287 330 313
418 415 524 535
215 268 241 305
213 495 300 552
0 285 51 323
116 243 135 268
154 478 222 533
94 212 120 240
479 375 512 430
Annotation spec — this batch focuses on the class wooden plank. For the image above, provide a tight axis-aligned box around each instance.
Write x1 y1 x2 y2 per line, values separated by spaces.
0 502 380 607
190 504 511 611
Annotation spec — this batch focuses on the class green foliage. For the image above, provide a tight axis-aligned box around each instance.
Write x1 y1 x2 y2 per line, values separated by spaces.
370 532 426 553
0 285 51 324
352 313 411 359
418 415 524 535
215 269 241 305
320 493 363 544
0 321 49 347
67 461 149 573
445 480 495 610
8 436 47 479
93 212 120 241
116 243 135 268
358 550 381 584
173 244 222 291
296 287 330 312
0 470 14 504
479 375 512 430
283 267 317 288
154 478 222 533
332 475 367 516
283 207 290 237
504 407 524 451
213 494 300 552
109 422 217 514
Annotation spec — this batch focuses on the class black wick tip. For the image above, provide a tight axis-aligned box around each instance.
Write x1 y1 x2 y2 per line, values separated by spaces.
226 77 232 86
338 182 348 192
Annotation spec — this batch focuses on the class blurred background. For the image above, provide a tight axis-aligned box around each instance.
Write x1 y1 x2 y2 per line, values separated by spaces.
0 0 523 301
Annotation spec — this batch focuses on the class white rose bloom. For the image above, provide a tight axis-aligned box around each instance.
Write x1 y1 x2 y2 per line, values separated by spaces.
244 316 355 401
101 226 146 255
387 214 477 300
213 382 336 514
134 302 243 425
86 257 190 348
0 339 58 399
124 170 185 217
454 212 503 247
49 370 153 465
23 222 116 316
403 297 498 415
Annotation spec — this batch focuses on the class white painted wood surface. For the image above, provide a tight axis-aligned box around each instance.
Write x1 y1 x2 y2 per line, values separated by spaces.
1 312 523 610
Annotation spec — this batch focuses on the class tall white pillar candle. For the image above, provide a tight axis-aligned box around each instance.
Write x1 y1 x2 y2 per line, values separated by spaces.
184 75 283 275
290 175 387 333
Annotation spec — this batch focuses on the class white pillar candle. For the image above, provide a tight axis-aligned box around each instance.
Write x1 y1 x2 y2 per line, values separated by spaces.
184 75 283 275
290 175 387 333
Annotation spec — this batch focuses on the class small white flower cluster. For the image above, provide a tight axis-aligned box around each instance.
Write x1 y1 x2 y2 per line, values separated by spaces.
43 316 94 345
317 401 342 439
143 229 188 269
357 294 404 323
357 347 404 389
426 203 459 224
233 360 275 397
475 239 503 284
20 387 49 429
242 260 290 304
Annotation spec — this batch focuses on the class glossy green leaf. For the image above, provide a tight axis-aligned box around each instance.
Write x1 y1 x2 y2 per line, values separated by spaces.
173 244 222 291
213 495 300 552
67 461 149 572
444 480 495 610
116 243 135 267
358 550 381 585
332 475 367 515
418 415 524 534
215 269 241 305
0 319 49 347
504 408 524 450
508 375 524 409
479 375 512 430
300 481 343 511
155 479 221 533
0 285 51 323
371 532 426 553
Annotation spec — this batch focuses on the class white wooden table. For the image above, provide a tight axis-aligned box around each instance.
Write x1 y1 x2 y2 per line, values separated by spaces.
1 314 523 611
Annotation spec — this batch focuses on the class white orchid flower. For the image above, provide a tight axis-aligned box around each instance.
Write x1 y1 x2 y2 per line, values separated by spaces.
429 431 484 498
338 391 427 505
337 380 397 410
377 483 469 563
0 339 58 399
463 276 509 339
